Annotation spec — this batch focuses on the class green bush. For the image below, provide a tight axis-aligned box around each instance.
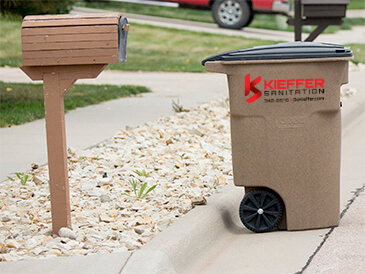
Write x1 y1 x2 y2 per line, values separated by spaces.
0 0 76 17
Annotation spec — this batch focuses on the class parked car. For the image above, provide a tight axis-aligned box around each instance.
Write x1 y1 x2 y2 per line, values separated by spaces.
159 0 290 29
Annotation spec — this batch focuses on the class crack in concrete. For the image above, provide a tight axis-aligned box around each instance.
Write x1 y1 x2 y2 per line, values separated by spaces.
298 183 365 274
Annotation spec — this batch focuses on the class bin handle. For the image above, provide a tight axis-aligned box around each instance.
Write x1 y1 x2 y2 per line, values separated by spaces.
204 61 234 74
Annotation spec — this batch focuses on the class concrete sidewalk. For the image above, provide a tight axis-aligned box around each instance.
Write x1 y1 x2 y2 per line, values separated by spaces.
346 9 365 18
304 120 365 273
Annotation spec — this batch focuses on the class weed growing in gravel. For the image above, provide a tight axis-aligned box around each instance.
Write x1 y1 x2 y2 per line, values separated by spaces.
135 169 152 177
7 172 32 185
122 178 157 200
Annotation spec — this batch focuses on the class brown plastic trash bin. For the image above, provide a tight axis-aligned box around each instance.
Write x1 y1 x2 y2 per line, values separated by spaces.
202 42 353 233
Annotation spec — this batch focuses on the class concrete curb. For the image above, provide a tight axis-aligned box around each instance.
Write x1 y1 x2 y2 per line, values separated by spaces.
122 250 176 274
123 184 242 273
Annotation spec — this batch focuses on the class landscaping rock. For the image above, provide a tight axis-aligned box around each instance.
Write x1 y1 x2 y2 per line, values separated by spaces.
0 98 233 261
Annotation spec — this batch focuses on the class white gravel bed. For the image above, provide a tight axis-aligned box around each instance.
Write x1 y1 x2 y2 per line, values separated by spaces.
0 98 233 262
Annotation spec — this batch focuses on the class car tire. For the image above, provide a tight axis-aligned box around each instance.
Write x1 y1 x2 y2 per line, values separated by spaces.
212 0 254 29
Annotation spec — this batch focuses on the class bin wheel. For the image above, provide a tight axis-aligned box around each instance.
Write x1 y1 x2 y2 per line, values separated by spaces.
239 189 282 233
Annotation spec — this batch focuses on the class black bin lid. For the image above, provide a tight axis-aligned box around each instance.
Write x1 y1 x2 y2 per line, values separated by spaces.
202 42 353 66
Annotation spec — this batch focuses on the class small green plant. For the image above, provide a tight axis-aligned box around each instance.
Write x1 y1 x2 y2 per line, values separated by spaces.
122 178 157 199
135 169 152 177
172 100 185 113
7 172 31 185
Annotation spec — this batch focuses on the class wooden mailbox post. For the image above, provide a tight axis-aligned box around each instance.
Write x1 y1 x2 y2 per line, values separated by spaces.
20 14 129 235
288 0 349 41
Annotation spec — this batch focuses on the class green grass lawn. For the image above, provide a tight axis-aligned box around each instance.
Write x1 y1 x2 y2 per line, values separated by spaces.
0 81 150 127
2 14 363 72
0 15 22 67
348 0 365 9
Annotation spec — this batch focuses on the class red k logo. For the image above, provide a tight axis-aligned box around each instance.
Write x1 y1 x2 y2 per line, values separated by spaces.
245 74 262 103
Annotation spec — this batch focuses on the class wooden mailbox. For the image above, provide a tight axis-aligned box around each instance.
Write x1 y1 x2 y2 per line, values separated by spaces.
20 14 129 235
288 0 349 41
22 13 128 66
